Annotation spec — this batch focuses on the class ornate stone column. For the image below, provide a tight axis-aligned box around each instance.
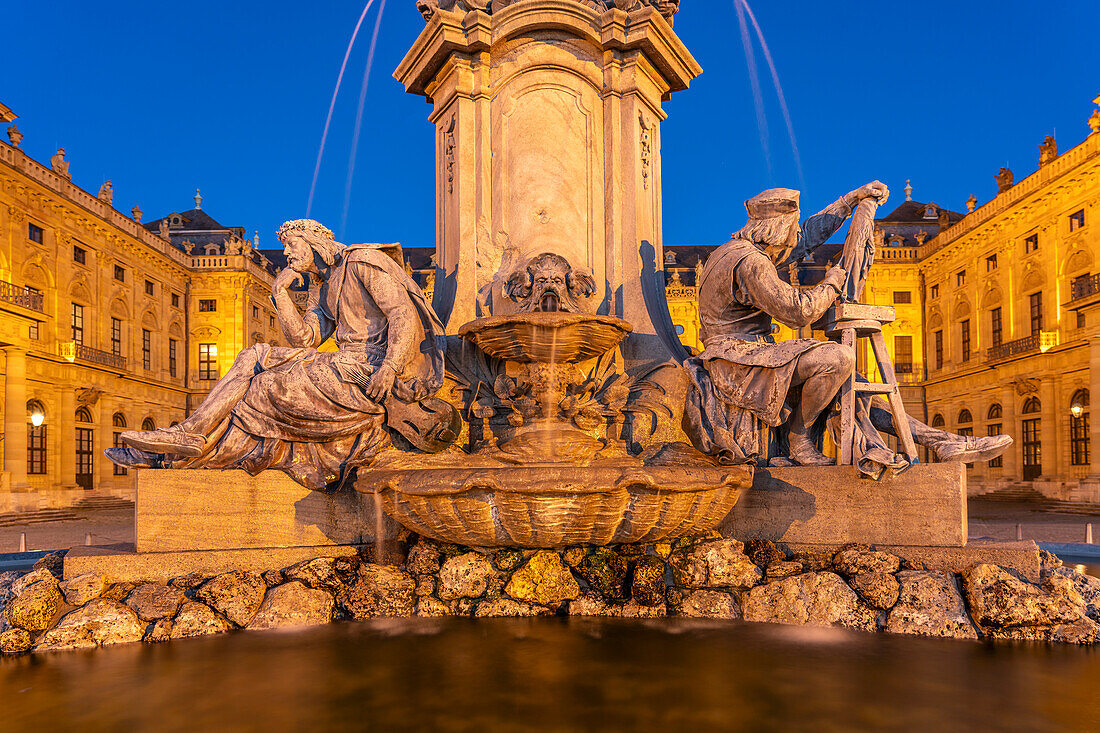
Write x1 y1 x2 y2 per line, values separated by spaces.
59 387 77 489
395 1 701 376
3 347 29 490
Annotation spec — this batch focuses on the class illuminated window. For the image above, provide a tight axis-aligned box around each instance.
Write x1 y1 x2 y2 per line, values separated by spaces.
986 254 998 271
113 413 127 476
1025 233 1039 253
73 245 86 264
934 330 943 369
991 307 1002 347
199 343 218 380
145 280 155 296
71 303 84 344
894 336 913 373
199 299 217 312
27 400 46 475
1022 398 1042 481
169 339 178 378
114 265 125 282
987 403 1003 468
142 329 151 370
892 291 912 304
1029 292 1043 336
1071 390 1090 466
1070 209 1085 232
111 318 122 356
141 417 156 431
960 320 971 362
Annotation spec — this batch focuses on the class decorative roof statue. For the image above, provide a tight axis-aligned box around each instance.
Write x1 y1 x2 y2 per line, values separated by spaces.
903 179 913 202
98 180 114 205
1090 109 1100 136
683 182 1011 475
131 205 143 222
995 166 1014 193
108 218 460 491
159 218 171 239
1038 135 1058 165
51 148 71 179
966 194 977 213
6 123 22 148
194 188 203 210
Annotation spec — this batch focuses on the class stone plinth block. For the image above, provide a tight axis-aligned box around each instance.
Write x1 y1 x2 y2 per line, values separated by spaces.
719 464 966 548
135 469 398 553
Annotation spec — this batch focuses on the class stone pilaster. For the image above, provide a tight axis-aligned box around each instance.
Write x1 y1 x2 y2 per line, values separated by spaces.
1039 375 1057 481
59 387 77 490
3 347 28 490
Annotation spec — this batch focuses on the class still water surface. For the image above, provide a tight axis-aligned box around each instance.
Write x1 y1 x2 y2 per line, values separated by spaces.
2 617 1099 732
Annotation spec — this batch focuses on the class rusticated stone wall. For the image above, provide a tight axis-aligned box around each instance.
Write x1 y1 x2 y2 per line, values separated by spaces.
1 534 1098 655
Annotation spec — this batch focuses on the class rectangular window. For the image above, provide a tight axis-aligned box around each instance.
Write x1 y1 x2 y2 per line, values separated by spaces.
1070 209 1086 232
986 254 998 271
145 280 155 296
1025 233 1039 253
29 322 38 340
199 343 218 380
1071 412 1090 466
27 425 46 475
71 303 84 344
113 432 127 476
142 329 151 370
930 284 940 299
892 291 912 304
169 339 178 378
956 271 966 287
28 223 44 243
960 320 971 362
269 315 275 329
987 424 1003 468
171 292 180 308
111 317 122 356
1079 311 1087 329
1022 418 1042 479
198 299 217 313
934 330 943 369
76 427 94 490
252 305 260 319
894 335 913 373
74 245 86 265
991 307 1003 347
114 264 125 282
1029 292 1043 336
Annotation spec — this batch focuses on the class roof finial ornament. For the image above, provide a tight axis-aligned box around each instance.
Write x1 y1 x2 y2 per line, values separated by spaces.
253 229 260 247
904 179 913 202
194 188 203 210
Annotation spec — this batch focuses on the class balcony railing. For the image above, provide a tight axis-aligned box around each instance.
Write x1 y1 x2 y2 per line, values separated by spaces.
0 280 44 312
1071 273 1100 302
986 331 1059 362
59 342 128 370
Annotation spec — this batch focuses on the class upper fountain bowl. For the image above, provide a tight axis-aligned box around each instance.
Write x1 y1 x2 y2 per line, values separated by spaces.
458 312 633 364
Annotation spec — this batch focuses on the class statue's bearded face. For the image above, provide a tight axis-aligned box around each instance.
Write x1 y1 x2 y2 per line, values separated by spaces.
282 235 315 273
505 252 597 313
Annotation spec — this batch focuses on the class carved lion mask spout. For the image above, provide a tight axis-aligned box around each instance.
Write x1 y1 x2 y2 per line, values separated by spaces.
504 252 597 313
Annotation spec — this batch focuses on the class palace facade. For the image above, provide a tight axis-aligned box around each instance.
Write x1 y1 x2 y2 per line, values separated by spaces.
0 105 280 511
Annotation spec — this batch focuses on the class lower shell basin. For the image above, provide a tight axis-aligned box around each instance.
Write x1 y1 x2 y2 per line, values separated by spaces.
355 455 752 548
457 312 633 363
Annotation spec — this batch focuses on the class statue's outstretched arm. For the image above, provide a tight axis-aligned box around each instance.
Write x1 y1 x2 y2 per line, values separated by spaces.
737 254 845 329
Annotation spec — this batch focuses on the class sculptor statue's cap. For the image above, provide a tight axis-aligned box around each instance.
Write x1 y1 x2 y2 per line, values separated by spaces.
745 188 800 219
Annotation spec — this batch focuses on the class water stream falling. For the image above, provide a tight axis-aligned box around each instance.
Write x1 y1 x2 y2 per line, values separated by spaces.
306 0 377 217
733 0 805 187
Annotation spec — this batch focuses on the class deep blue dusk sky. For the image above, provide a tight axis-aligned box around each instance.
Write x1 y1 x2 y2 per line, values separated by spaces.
6 1 1098 248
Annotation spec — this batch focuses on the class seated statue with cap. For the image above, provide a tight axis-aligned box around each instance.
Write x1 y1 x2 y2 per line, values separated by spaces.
106 218 459 491
684 184 1012 474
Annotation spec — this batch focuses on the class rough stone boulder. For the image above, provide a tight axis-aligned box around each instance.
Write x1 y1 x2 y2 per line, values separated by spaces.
284 558 343 592
848 572 900 610
677 590 740 619
6 571 61 633
195 572 267 628
745 539 784 568
569 594 666 618
337 564 416 619
964 564 1082 629
576 548 629 602
34 599 145 652
474 598 552 618
790 551 832 572
669 540 761 590
0 628 33 654
834 548 901 576
438 552 497 601
60 573 108 606
406 540 443 575
505 552 580 607
630 556 666 606
742 572 876 631
416 596 449 617
1043 566 1100 622
886 570 977 639
248 582 334 630
170 602 235 639
766 561 803 580
126 584 186 622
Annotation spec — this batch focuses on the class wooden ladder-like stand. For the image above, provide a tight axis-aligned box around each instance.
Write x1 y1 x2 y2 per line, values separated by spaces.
821 302 918 467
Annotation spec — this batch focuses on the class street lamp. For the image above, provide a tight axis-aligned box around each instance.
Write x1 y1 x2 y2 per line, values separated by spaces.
1071 403 1085 419
30 409 44 427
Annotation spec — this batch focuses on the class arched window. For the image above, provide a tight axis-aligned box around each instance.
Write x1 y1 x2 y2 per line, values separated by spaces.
75 407 93 423
75 408 94 489
27 400 47 475
141 417 156 431
987 404 1002 420
1022 398 1042 480
987 404 1004 468
112 412 127 428
958 409 973 424
1022 398 1041 414
1071 390 1090 466
113 413 128 476
931 414 945 428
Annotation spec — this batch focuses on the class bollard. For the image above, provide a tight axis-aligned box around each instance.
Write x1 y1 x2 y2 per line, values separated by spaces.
85 532 92 546
19 532 27 552
1088 523 1094 545
1016 524 1023 541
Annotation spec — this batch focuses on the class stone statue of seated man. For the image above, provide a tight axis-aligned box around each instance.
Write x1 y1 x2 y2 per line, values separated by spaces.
684 185 1012 474
106 219 458 491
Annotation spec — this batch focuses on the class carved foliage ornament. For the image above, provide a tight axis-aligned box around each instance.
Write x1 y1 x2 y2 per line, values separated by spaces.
639 113 653 190
416 0 679 20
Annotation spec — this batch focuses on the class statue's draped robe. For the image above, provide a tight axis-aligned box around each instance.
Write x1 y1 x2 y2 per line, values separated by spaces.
172 245 446 491
684 207 906 477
